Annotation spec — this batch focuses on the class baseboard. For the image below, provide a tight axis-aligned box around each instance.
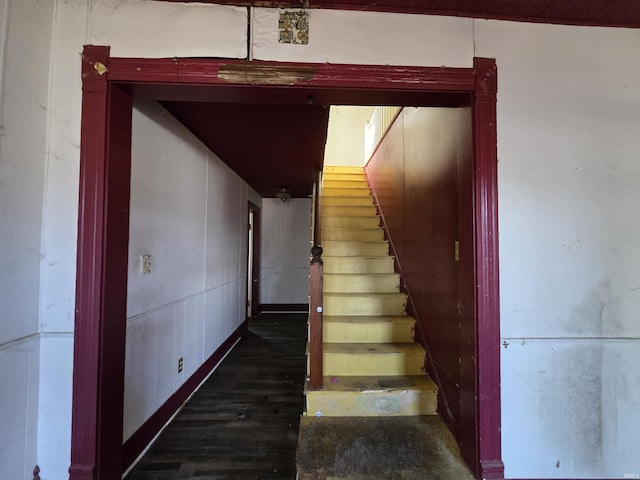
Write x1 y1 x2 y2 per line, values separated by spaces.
122 320 248 471
259 303 308 313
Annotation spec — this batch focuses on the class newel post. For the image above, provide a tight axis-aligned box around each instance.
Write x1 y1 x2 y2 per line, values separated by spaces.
308 245 324 390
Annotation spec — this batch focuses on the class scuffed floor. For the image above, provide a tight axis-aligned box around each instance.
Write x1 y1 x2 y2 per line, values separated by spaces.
297 415 474 480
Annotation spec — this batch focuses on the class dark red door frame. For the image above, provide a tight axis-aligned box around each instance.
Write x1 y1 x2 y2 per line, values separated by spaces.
248 202 261 319
71 46 502 480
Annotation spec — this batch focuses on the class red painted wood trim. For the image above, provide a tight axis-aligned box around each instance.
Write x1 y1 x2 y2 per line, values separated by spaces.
248 202 261 319
473 57 504 480
74 48 502 480
122 320 248 470
71 46 134 480
161 0 640 29
108 57 475 91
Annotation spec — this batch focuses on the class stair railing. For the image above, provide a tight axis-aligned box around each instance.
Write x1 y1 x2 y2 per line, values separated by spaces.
308 169 323 390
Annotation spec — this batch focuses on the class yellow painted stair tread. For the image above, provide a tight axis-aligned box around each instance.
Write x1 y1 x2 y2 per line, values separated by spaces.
313 375 437 393
323 315 414 325
323 342 425 355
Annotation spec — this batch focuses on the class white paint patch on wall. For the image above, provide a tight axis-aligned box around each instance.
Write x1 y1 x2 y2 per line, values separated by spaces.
324 106 376 167
252 8 473 67
124 100 258 439
89 0 247 59
260 198 312 305
474 20 640 478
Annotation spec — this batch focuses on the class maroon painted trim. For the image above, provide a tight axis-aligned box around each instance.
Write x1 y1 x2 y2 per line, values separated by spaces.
248 202 261 319
162 0 640 29
108 57 475 91
122 320 248 470
473 57 504 480
259 303 309 312
71 46 133 480
75 48 501 480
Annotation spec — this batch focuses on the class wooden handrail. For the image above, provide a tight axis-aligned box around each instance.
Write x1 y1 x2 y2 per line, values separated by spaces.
308 169 323 390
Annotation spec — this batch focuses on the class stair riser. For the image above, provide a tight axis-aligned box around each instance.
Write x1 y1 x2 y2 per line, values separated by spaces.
323 180 369 189
323 173 366 182
321 241 388 257
322 206 378 217
322 229 384 242
322 196 373 207
324 322 414 343
323 187 371 197
322 216 380 228
324 274 400 293
322 352 425 376
324 295 407 316
324 257 394 274
306 390 437 417
324 166 364 175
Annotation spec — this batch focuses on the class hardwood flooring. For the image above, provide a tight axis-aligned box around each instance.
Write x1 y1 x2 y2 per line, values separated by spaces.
125 313 307 480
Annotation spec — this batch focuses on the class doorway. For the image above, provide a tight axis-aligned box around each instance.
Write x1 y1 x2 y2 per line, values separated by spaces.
71 47 501 480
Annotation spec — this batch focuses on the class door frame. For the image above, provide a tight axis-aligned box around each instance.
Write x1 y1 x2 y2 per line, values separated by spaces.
71 46 502 480
247 202 261 319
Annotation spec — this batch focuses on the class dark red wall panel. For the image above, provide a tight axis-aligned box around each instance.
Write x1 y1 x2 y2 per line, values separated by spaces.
367 106 474 440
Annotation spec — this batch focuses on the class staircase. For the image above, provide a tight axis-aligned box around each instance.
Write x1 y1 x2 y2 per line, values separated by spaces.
304 165 437 417
297 166 474 480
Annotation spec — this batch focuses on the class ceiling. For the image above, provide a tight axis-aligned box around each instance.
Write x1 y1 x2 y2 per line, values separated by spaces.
155 1 638 199
163 101 330 198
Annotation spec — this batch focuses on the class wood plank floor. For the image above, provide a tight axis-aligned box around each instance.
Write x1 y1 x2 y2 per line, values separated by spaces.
125 313 307 480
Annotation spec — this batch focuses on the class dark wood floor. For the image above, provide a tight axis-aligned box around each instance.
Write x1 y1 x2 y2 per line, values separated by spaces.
125 313 308 480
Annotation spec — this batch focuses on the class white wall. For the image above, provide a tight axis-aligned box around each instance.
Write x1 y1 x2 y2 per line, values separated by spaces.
260 198 312 306
324 106 376 166
0 1 637 477
124 100 260 439
473 21 640 478
0 0 53 478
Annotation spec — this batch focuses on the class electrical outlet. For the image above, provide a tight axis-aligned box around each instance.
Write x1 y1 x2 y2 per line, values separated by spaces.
178 357 183 373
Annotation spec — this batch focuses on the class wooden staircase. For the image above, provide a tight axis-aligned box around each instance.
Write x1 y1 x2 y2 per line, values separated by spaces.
304 165 438 418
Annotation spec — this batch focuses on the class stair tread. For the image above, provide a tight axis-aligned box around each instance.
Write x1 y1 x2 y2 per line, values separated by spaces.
323 343 425 355
312 375 437 393
324 292 405 298
323 273 399 278
323 315 413 324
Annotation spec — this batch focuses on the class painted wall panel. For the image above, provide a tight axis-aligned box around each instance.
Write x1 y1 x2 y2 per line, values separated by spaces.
367 107 473 444
252 8 473 67
475 21 640 341
0 337 39 480
260 198 312 305
128 102 208 317
324 106 376 166
37 334 74 480
0 0 53 343
89 0 247 59
39 0 88 334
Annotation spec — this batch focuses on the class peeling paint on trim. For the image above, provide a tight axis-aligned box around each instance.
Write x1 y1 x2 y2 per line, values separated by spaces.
218 64 315 85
